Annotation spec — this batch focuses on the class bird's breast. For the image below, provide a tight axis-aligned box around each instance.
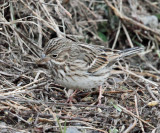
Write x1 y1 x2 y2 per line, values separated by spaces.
51 62 111 89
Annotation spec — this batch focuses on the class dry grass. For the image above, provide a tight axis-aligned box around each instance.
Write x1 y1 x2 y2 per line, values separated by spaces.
0 0 160 132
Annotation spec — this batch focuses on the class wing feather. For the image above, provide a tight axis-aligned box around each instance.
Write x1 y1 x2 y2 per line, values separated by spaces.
77 44 120 73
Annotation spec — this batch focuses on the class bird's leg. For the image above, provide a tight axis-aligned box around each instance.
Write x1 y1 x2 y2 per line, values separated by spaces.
66 89 78 104
97 85 104 105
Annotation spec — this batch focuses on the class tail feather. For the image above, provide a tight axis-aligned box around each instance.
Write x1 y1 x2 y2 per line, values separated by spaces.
106 47 144 68
119 47 144 57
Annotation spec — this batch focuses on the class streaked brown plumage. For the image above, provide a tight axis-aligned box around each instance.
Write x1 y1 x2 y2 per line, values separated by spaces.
39 37 144 90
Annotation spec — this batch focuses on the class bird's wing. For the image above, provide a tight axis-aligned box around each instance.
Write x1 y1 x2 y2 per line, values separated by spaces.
87 48 120 73
77 44 120 73
87 46 144 73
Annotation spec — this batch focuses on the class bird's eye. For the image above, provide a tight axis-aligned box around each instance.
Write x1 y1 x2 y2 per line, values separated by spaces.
52 54 57 58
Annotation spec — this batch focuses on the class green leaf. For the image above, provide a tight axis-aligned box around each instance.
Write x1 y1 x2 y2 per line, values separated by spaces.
133 40 144 47
156 50 160 58
155 13 160 20
112 104 122 112
98 32 107 42
109 128 119 133
63 120 67 133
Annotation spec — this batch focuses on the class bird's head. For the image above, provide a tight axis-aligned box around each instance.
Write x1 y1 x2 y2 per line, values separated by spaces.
37 38 71 65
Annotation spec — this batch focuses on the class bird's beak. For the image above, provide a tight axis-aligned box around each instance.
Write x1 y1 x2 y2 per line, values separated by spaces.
37 54 51 64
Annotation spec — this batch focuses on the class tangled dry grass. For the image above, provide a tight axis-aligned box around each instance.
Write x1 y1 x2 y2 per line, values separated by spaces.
0 0 160 132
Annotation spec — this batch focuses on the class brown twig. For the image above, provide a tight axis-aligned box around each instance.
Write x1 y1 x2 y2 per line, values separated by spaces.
135 95 145 133
0 78 44 96
117 104 155 129
123 118 137 133
104 0 160 36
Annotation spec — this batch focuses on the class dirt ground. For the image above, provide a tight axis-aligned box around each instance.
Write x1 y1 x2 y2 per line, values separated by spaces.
0 0 160 133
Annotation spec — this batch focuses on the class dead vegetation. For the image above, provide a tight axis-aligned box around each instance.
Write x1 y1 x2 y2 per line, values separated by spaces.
0 0 160 132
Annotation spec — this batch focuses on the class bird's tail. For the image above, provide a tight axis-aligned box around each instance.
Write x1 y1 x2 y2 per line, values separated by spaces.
119 47 144 57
